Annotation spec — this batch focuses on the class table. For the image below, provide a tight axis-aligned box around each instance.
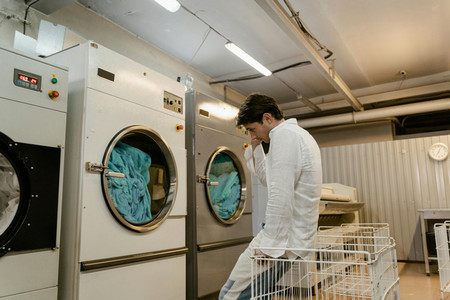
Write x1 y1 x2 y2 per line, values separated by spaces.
418 209 450 275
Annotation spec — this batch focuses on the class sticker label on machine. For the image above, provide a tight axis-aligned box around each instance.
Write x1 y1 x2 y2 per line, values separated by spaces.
163 91 183 114
13 68 42 91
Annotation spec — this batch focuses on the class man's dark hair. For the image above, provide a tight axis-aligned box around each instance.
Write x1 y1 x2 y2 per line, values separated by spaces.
237 93 284 126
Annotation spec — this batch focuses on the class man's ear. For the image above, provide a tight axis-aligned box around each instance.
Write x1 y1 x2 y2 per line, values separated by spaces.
262 112 273 124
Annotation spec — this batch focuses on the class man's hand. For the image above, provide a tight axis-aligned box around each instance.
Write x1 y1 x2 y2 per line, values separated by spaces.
251 136 261 150
254 249 271 265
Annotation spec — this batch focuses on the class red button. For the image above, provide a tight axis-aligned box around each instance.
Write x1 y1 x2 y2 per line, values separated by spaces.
48 90 60 100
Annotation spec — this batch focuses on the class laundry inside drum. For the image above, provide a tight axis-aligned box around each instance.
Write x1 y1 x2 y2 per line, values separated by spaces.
208 153 241 220
0 154 20 235
107 141 153 224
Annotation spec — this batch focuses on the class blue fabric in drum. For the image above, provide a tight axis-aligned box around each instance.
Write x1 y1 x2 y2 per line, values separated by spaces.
107 142 152 223
209 154 241 219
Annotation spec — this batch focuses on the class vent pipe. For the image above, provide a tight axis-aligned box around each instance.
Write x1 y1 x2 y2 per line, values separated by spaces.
298 98 450 128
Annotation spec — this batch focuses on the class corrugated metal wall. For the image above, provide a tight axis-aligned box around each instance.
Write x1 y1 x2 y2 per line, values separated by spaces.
321 134 450 261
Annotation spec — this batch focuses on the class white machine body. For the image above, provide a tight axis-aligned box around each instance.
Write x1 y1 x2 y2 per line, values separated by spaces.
48 42 186 300
0 46 68 299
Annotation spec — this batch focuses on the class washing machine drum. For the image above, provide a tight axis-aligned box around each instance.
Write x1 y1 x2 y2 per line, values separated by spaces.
0 132 61 256
101 126 177 233
204 147 247 225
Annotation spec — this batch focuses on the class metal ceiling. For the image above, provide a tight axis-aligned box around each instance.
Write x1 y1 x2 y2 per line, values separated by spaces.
73 0 449 129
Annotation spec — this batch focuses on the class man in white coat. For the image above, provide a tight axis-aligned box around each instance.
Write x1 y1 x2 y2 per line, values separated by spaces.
219 93 322 299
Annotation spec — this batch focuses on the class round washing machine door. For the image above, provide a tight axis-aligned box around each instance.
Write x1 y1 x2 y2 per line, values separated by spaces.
101 125 177 233
0 145 27 255
0 132 61 256
204 147 247 225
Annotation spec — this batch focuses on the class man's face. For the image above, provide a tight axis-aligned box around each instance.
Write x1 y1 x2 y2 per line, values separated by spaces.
244 119 271 144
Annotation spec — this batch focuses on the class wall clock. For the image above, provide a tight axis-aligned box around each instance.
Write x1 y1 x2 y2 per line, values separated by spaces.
428 142 449 161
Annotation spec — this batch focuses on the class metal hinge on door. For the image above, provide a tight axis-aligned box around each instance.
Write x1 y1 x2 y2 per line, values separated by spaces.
196 175 219 186
85 162 125 178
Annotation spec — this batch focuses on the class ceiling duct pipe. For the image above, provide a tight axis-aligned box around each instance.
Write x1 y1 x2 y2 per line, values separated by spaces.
256 0 364 112
298 98 450 128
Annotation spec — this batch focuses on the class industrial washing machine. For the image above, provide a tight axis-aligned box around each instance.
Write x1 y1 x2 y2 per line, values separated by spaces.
186 91 253 299
47 42 187 300
0 46 68 299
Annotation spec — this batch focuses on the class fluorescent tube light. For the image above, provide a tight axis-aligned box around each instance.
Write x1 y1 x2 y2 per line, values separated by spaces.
154 0 181 13
225 42 272 76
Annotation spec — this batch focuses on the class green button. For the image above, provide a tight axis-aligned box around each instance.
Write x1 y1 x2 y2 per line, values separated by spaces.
52 78 58 84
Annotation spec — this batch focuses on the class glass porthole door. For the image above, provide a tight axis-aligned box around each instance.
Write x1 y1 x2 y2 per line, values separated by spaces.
202 147 247 225
0 133 29 255
0 151 23 253
96 125 177 232
0 132 60 256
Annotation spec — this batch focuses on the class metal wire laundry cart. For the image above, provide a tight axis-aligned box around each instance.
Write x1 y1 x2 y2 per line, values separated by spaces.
250 226 399 299
434 222 450 300
318 223 390 240
340 223 391 238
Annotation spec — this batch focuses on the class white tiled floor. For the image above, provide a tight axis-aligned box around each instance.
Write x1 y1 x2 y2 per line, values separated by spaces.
399 261 449 300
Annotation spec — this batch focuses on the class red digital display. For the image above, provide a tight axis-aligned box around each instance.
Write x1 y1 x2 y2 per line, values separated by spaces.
18 74 38 84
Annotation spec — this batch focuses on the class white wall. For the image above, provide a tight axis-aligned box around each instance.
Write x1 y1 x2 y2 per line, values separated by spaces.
0 0 245 106
321 134 450 261
309 120 394 148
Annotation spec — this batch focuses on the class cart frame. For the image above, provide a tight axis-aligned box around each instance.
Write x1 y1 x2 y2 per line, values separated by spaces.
434 222 450 300
251 225 399 300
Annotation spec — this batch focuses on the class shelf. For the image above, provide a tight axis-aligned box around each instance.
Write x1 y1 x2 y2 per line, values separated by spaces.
418 209 450 275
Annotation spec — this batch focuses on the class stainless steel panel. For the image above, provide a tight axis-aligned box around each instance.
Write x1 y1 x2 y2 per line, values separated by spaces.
321 134 450 261
197 243 249 298
186 91 253 300
197 213 253 245
195 126 253 244
194 91 248 139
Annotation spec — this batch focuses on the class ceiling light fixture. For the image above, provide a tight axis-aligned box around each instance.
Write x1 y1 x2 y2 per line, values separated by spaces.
225 42 272 76
154 0 181 13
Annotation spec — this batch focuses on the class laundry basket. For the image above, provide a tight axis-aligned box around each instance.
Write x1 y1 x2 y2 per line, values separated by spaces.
318 223 391 240
251 231 399 299
340 223 391 238
434 222 450 300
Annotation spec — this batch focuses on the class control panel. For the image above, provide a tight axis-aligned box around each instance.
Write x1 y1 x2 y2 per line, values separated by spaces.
0 46 68 113
12 68 62 101
163 90 183 114
13 69 42 91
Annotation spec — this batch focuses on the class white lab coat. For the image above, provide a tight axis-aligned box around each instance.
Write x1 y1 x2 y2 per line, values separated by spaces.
244 118 322 259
